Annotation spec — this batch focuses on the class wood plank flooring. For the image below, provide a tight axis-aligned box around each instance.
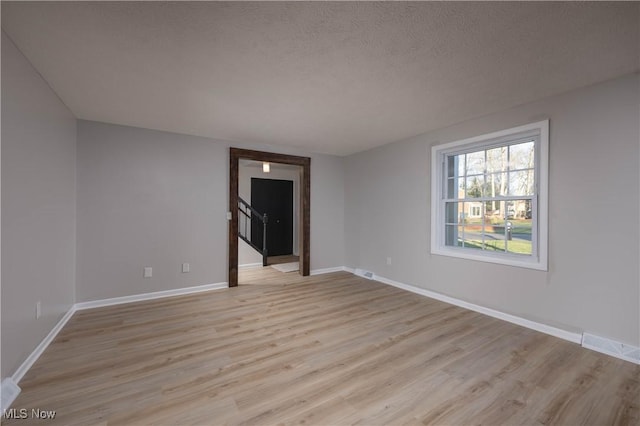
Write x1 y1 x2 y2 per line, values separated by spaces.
266 255 299 266
5 268 639 425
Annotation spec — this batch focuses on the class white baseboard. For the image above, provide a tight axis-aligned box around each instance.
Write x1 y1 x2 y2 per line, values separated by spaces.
239 262 263 269
1 377 21 412
75 282 228 310
12 305 77 384
582 333 640 365
310 266 351 276
360 270 639 365
6 281 229 396
349 268 583 344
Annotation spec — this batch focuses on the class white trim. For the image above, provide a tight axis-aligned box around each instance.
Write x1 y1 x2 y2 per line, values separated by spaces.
431 120 549 271
582 333 640 365
12 305 76 383
1 378 21 411
310 266 351 276
352 269 582 344
239 262 263 269
6 282 230 390
75 282 228 310
430 247 548 271
537 119 550 272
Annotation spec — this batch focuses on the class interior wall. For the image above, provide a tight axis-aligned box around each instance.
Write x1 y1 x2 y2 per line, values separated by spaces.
345 73 640 346
238 163 300 266
76 120 345 301
1 32 77 378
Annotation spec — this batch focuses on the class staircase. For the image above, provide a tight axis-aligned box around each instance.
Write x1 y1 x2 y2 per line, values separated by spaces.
238 197 268 266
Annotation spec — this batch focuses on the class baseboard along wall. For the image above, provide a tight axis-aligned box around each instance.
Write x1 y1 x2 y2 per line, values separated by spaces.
349 267 639 365
3 267 638 412
74 282 228 310
1 281 228 411
239 262 263 269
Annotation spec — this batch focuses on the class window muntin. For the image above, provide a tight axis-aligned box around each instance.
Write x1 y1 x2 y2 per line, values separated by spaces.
431 121 548 270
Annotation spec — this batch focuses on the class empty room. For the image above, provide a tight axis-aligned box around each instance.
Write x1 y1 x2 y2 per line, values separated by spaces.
2 2 639 425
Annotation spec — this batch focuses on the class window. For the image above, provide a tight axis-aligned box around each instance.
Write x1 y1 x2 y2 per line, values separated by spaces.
431 120 548 270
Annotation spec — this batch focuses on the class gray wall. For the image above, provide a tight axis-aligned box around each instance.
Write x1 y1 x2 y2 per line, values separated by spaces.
1 32 77 378
76 121 345 301
345 73 640 346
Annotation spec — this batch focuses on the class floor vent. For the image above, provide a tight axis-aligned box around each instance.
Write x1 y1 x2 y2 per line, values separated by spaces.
582 333 640 364
355 269 375 280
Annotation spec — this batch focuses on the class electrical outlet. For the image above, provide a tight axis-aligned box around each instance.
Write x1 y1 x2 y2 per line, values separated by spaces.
182 263 190 273
144 267 153 278
386 257 392 265
36 301 41 319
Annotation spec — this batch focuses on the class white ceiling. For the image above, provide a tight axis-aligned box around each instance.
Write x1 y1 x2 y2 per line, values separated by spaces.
2 2 638 156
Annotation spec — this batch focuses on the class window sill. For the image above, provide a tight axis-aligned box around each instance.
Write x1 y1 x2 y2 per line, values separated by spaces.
431 246 548 271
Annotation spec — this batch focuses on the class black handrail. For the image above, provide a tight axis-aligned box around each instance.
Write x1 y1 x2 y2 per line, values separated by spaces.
239 197 263 219
238 197 268 266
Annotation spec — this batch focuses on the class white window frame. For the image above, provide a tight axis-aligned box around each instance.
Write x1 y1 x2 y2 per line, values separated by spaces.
431 120 549 271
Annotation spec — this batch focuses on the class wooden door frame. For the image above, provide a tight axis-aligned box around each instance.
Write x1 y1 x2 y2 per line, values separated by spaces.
229 148 310 287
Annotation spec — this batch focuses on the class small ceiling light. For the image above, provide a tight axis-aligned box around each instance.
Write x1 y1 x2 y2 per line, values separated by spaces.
263 162 270 173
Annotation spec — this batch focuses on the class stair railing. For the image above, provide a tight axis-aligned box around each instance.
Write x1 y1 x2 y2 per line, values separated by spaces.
238 197 268 266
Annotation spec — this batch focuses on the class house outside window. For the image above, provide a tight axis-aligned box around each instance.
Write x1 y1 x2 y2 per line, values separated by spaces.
431 120 549 270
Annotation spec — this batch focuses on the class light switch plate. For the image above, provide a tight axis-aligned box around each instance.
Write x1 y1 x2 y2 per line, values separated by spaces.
144 267 152 278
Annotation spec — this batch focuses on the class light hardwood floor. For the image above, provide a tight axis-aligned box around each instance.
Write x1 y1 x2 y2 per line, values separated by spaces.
266 255 299 266
6 268 639 425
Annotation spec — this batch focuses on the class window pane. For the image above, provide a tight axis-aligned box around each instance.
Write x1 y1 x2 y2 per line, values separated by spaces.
447 177 463 199
445 225 462 246
509 141 535 170
486 146 507 173
466 151 485 175
458 178 465 198
512 199 533 220
484 200 505 219
447 155 457 178
465 175 484 198
506 239 532 255
462 230 482 250
467 203 482 219
508 170 535 195
461 218 483 250
505 200 532 255
445 202 463 224
485 172 507 197
483 221 506 252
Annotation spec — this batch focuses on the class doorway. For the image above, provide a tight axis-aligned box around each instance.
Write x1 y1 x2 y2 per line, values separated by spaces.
229 148 310 287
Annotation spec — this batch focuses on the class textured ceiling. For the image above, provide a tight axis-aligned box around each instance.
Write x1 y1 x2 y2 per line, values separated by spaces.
2 2 639 156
